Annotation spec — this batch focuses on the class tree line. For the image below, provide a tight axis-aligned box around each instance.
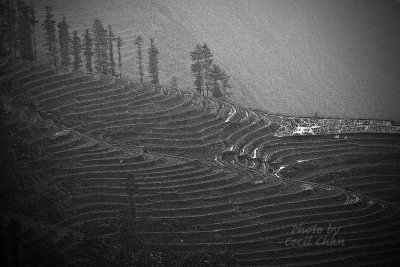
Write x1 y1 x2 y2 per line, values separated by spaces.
0 1 231 99
190 43 231 99
1 2 161 87
41 6 125 78
41 6 162 87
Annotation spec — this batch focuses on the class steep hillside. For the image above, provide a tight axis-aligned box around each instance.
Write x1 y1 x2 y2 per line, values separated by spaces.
31 0 400 121
1 58 400 265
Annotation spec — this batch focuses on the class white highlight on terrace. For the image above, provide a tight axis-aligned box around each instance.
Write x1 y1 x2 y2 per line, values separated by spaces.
55 129 70 137
292 125 321 135
225 105 237 122
240 109 249 122
252 147 259 158
274 166 286 178
301 184 314 190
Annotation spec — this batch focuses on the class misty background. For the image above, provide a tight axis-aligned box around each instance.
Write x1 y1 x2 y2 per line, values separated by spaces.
30 0 400 121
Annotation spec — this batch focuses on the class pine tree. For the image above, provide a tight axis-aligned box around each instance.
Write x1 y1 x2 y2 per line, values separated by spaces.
100 29 109 74
57 17 71 67
29 2 38 59
148 38 159 86
42 6 57 67
92 19 108 74
92 20 101 73
220 69 232 98
71 31 82 71
126 174 138 227
122 173 139 260
6 2 17 59
108 25 115 76
209 64 223 98
209 64 231 99
116 36 122 78
201 43 213 96
83 29 93 73
190 44 203 95
17 1 34 60
134 36 143 84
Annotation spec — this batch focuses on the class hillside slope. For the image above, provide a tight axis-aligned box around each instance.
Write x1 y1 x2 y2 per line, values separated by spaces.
1 58 400 265
32 0 400 120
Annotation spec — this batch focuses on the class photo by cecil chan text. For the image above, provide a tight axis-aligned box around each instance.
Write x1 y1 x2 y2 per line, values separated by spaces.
285 223 345 248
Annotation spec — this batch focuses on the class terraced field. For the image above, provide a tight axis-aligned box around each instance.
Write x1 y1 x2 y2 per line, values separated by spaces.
1 58 400 266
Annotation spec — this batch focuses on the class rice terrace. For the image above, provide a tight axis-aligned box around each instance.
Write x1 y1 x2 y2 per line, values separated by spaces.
1 0 400 266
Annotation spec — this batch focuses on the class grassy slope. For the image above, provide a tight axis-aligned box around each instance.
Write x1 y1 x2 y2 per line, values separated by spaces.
32 0 400 121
